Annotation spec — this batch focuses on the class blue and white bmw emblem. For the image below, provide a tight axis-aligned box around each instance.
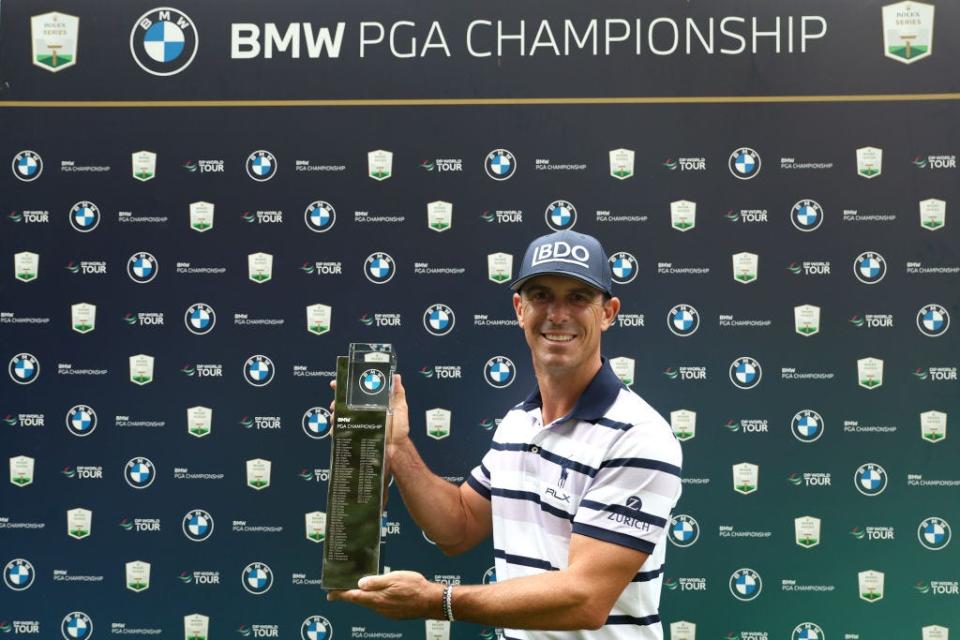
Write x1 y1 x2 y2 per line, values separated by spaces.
184 303 216 335
544 200 577 231
127 252 158 284
484 356 516 389
364 252 396 284
3 558 35 591
242 562 273 595
244 355 275 387
791 199 823 232
482 566 497 584
125 456 156 489
182 508 214 542
484 148 516 181
61 611 92 640
917 516 951 551
130 8 198 76
609 252 638 285
8 353 40 385
423 303 455 336
855 462 887 496
302 407 332 440
12 150 42 182
66 404 98 438
791 410 823 443
668 514 699 548
728 147 761 179
729 356 761 390
69 201 101 233
729 568 762 601
791 622 825 640
917 304 949 337
301 615 333 640
304 200 336 233
359 369 385 395
246 150 278 182
853 251 886 284
667 304 699 337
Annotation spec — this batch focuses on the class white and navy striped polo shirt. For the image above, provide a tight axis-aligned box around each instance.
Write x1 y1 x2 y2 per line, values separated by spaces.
467 361 682 640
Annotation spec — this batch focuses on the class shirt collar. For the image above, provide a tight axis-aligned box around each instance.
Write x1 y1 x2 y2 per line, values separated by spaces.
520 358 624 424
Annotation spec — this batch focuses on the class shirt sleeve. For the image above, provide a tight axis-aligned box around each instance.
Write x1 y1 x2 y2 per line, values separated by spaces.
465 449 494 500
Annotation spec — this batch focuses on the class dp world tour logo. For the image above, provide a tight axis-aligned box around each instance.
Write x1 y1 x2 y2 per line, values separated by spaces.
125 457 156 489
729 568 762 601
359 369 385 395
302 407 332 440
61 612 92 640
69 201 100 232
667 304 699 337
4 558 35 591
127 252 158 283
246 150 277 182
729 356 762 390
304 200 336 233
918 516 951 550
669 514 700 548
364 252 395 284
484 356 516 389
242 562 273 595
854 251 886 284
917 304 949 337
485 148 516 180
184 303 215 335
66 404 97 437
855 462 887 496
791 410 824 443
182 508 214 542
423 304 455 336
244 355 275 387
545 200 577 231
12 150 42 181
791 199 824 231
8 353 40 385
130 8 198 76
609 252 638 284
728 147 761 179
792 622 825 640
301 616 333 640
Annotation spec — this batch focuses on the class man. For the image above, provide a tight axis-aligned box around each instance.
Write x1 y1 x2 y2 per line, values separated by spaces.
329 230 683 639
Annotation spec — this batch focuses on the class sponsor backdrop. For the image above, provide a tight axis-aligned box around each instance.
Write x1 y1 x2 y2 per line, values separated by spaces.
1 1 958 639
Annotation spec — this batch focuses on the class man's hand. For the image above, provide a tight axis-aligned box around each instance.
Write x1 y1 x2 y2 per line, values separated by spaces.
327 571 442 620
328 374 410 450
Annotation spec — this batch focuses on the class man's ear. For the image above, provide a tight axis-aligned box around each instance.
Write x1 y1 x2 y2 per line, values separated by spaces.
601 296 621 331
512 292 524 328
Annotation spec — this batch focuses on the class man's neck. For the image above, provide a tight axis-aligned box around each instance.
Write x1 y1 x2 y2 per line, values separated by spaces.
535 357 603 425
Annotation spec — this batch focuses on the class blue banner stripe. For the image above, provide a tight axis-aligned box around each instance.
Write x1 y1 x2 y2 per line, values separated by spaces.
600 457 682 477
572 523 656 554
494 548 558 571
466 475 491 499
579 499 668 528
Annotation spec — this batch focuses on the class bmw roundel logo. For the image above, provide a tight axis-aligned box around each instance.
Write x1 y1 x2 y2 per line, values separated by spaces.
364 252 396 284
184 303 216 335
729 568 762 601
127 252 159 284
791 410 824 443
484 148 516 181
130 7 198 77
667 304 699 337
853 251 886 284
12 150 42 182
4 558 35 591
609 252 638 285
423 303 455 336
246 150 278 182
917 516 951 551
69 201 101 233
302 407 332 440
359 369 385 395
790 199 823 232
61 611 93 640
729 356 762 390
481 566 497 584
668 514 700 548
65 404 98 437
242 561 273 595
854 462 887 497
124 456 156 489
8 353 40 385
728 147 761 180
301 615 333 640
484 356 516 389
544 199 577 231
917 303 950 337
304 200 336 233
791 622 825 640
244 355 275 387
182 508 214 542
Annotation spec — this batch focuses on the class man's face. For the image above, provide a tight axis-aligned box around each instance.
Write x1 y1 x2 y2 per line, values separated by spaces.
512 275 620 375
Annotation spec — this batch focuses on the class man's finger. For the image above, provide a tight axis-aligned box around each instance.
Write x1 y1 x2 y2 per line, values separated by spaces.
391 374 406 406
357 574 390 591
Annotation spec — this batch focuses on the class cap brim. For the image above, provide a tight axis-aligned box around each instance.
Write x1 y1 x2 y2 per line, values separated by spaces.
510 271 610 295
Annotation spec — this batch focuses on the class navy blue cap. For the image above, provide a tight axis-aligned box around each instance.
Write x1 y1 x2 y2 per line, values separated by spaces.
510 230 613 295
